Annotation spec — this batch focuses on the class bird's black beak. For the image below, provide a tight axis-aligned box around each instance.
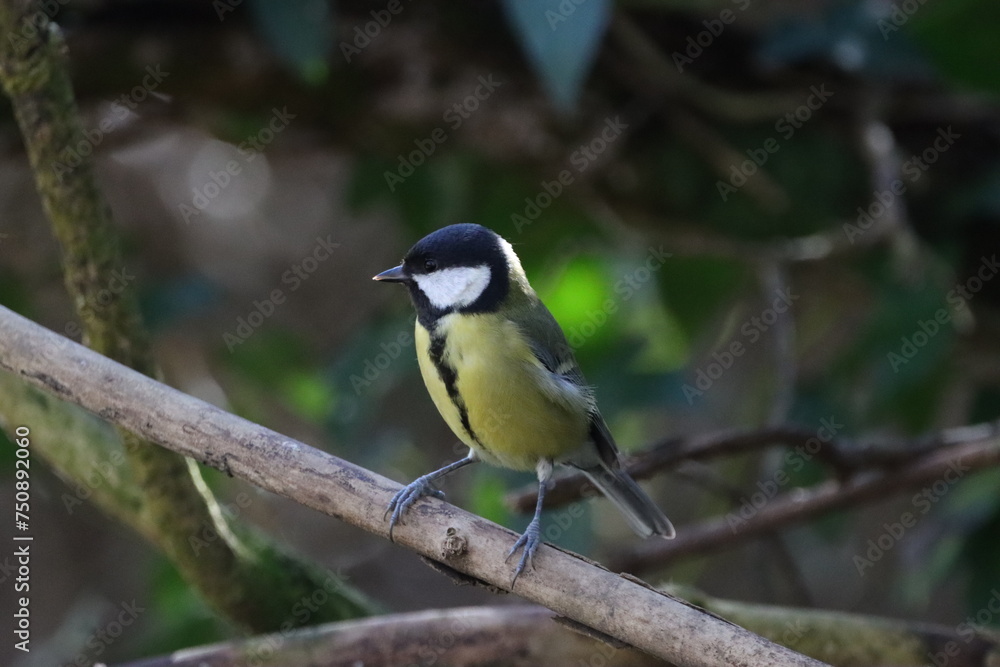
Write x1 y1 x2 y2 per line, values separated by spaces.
373 265 408 282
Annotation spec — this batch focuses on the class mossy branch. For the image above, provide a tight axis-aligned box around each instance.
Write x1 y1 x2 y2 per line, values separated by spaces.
0 0 374 630
114 594 1000 667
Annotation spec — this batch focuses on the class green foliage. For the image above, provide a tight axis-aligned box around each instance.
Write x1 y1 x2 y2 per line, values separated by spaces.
139 559 228 656
658 256 748 340
225 330 337 426
469 469 511 527
908 0 1000 94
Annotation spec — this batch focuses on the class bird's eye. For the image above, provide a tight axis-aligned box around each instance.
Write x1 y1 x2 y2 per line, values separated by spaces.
424 259 437 272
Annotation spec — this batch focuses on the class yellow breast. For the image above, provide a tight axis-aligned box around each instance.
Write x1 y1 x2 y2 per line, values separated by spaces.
415 314 590 471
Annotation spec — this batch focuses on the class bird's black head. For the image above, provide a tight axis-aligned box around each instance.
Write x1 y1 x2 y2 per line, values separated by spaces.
373 224 513 328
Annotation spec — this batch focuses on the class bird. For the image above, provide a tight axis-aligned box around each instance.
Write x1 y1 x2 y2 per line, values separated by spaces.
373 223 674 581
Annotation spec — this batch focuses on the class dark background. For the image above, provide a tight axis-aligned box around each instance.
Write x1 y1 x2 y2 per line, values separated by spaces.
1 0 999 664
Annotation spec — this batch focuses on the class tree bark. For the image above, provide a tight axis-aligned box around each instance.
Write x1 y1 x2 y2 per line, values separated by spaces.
0 304 827 667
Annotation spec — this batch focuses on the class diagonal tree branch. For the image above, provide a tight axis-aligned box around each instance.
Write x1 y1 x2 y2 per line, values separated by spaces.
0 304 827 667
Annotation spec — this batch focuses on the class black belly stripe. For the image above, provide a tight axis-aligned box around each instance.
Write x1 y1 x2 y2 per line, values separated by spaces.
428 332 488 452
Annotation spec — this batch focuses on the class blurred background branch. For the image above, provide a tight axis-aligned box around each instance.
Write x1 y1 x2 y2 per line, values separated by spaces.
508 421 1000 512
116 590 1000 667
612 431 1000 572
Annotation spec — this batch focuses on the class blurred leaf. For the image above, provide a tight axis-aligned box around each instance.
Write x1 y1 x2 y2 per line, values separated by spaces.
700 123 866 239
347 155 395 211
284 370 336 422
502 0 611 111
249 0 333 83
908 0 1000 94
830 263 957 430
139 558 227 656
536 253 612 349
763 132 865 234
657 256 748 340
622 294 688 373
942 468 1000 529
224 329 336 425
469 469 511 527
227 329 310 387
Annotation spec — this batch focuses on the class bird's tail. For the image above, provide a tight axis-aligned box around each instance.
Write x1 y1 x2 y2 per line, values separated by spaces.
578 465 675 539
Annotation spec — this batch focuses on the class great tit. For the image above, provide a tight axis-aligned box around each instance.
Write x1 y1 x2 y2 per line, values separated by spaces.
374 223 674 580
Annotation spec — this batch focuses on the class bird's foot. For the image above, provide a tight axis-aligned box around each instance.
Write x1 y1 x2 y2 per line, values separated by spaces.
385 475 446 540
506 516 543 586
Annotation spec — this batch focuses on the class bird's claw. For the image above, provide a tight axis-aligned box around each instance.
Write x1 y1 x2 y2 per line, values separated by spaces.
506 517 542 586
385 476 446 539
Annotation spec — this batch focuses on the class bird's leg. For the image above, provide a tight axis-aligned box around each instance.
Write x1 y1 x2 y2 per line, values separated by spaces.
386 451 477 539
507 458 553 585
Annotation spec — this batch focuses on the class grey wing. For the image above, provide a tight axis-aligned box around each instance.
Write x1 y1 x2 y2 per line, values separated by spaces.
519 305 619 467
521 306 585 380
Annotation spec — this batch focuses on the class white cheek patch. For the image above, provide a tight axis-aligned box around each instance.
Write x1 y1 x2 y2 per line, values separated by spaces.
414 265 491 310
